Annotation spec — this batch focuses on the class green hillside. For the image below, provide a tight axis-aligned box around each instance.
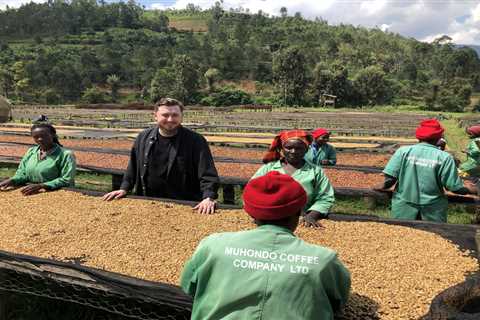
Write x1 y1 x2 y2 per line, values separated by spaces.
0 1 479 111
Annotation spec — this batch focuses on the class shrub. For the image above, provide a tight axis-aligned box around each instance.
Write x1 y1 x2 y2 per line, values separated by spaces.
42 89 61 105
424 78 472 112
81 87 109 104
200 86 253 107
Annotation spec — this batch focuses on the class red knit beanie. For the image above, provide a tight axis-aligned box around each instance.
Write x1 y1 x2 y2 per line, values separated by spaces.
466 125 480 138
243 171 307 220
312 128 329 139
415 119 444 141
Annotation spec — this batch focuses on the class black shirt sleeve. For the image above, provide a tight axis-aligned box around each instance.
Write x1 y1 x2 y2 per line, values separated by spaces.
120 135 140 191
195 135 219 199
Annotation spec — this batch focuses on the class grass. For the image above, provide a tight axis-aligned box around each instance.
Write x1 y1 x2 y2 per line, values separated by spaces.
0 166 111 193
75 172 112 192
441 118 469 161
333 197 473 224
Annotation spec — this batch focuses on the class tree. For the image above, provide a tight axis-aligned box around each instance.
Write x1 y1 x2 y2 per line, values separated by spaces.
42 88 61 104
0 68 14 98
272 47 308 106
201 85 253 106
106 74 120 102
172 55 199 103
12 61 31 101
280 7 288 18
82 87 108 103
311 63 352 106
149 68 175 103
353 65 391 105
204 68 221 92
425 78 472 112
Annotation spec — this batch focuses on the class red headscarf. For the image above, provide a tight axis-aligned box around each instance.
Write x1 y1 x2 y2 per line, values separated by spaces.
243 171 307 220
312 128 330 139
262 130 312 164
415 119 444 141
466 125 480 138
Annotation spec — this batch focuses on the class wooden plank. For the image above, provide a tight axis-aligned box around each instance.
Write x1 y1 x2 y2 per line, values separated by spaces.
1 158 477 206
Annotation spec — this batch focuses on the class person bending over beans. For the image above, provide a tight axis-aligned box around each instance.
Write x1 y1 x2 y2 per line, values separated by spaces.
181 171 350 320
0 123 76 196
374 119 477 222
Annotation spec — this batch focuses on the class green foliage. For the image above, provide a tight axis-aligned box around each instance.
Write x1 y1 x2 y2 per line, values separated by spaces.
172 54 199 103
353 65 392 105
1 2 480 108
311 62 353 106
106 74 120 102
42 88 61 104
0 68 14 98
204 67 221 92
425 78 472 112
149 68 174 103
81 87 109 104
140 11 169 32
272 46 308 106
0 0 145 38
148 55 199 103
200 86 253 106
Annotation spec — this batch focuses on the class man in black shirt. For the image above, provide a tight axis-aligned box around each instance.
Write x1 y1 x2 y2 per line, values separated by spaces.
103 98 219 214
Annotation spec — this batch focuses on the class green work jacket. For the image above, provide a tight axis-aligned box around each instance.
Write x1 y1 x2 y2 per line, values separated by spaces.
181 225 351 320
304 143 337 166
459 138 480 176
252 160 335 214
11 144 76 189
384 143 464 206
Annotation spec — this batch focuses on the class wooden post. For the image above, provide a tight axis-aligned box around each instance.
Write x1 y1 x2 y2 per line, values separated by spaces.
222 184 235 205
475 229 480 260
363 196 377 210
111 174 123 191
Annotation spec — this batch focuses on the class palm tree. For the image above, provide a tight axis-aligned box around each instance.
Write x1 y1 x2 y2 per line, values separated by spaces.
106 74 120 102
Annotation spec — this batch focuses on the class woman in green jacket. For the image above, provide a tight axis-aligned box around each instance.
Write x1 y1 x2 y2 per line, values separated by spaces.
0 123 76 195
459 125 480 176
252 130 335 228
304 128 337 166
181 171 350 320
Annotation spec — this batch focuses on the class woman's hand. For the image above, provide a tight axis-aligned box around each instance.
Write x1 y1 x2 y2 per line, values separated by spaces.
21 184 46 196
0 178 14 190
302 211 326 229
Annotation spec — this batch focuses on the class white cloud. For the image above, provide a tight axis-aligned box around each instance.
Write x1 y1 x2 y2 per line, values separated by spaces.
0 0 45 9
419 2 480 45
379 24 390 32
151 3 168 10
450 28 480 45
360 0 387 16
473 3 480 23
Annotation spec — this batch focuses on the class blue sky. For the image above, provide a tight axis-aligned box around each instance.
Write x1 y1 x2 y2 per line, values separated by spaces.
2 0 480 45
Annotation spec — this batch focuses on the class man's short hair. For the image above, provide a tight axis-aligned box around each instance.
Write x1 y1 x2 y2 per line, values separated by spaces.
154 98 184 112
